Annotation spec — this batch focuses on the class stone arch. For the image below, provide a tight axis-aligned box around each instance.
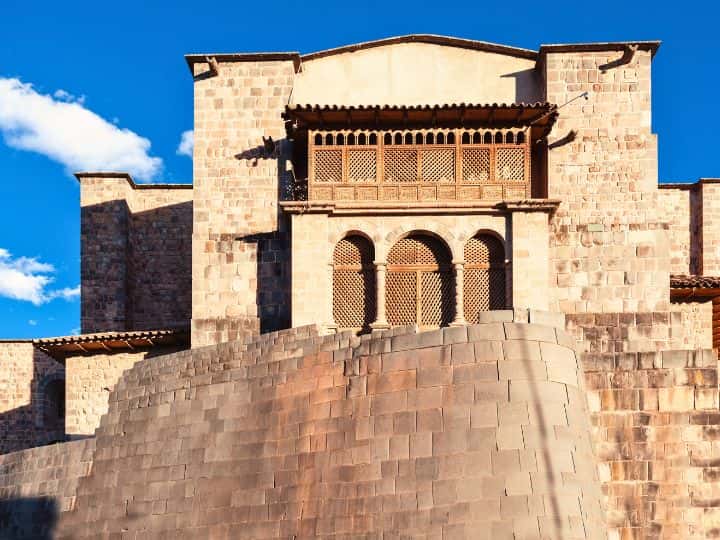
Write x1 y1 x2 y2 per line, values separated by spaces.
332 234 376 331
385 232 455 327
463 231 508 321
382 223 457 262
328 227 381 264
35 372 65 438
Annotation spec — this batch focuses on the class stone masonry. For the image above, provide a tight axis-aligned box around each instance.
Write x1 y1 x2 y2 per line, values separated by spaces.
64 347 184 439
7 34 720 540
2 313 605 539
0 342 64 454
79 173 192 333
191 59 295 346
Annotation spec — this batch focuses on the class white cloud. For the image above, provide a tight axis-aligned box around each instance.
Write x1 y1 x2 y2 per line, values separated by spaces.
52 89 85 105
0 248 80 305
0 77 162 181
177 129 193 157
47 285 81 301
28 319 37 326
70 327 81 336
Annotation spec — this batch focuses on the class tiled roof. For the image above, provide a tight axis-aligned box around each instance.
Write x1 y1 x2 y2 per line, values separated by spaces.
286 102 554 112
670 275 720 290
34 328 189 361
284 102 558 131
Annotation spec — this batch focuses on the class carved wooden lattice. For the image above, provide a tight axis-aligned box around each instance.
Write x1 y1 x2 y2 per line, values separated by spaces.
348 150 377 182
495 148 525 182
462 148 491 183
314 149 342 183
333 236 375 329
463 234 506 322
421 149 455 182
384 149 417 183
386 234 454 327
308 128 531 201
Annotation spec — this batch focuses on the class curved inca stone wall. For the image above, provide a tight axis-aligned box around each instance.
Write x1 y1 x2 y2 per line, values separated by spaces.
49 313 605 539
0 438 94 538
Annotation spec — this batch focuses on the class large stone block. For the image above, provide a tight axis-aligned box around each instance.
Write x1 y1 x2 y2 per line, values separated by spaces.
0 321 606 538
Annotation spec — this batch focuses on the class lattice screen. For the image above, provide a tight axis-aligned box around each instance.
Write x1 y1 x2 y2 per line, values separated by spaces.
421 149 455 182
333 236 375 329
386 234 453 327
384 149 418 182
463 234 506 322
421 272 455 326
314 150 342 183
388 235 452 265
495 148 525 182
386 272 417 326
348 150 377 183
308 128 532 202
462 148 491 183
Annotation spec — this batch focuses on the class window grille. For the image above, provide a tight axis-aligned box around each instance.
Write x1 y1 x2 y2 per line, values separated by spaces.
386 234 454 327
463 234 506 322
333 236 375 329
308 128 530 202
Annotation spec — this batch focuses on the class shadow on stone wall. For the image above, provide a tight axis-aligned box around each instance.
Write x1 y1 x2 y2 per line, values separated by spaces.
0 350 65 455
82 200 192 333
233 137 293 333
128 202 193 330
0 496 58 539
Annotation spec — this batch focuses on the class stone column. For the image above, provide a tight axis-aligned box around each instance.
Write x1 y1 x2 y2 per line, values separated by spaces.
371 262 389 329
451 262 467 326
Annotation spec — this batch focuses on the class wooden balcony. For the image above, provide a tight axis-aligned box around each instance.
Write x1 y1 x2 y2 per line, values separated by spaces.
307 128 531 202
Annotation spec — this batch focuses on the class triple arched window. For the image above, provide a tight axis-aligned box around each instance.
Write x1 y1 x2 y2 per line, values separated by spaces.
332 231 506 330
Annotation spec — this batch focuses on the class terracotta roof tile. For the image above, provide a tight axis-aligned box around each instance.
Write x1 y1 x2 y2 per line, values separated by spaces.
670 275 720 289
34 328 189 361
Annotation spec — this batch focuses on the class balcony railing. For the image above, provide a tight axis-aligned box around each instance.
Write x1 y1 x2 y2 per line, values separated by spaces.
308 128 531 202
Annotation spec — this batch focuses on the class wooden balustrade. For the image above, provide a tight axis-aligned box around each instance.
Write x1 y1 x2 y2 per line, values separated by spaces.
308 128 531 202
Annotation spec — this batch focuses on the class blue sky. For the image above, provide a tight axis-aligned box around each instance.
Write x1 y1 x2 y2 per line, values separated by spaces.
0 0 718 338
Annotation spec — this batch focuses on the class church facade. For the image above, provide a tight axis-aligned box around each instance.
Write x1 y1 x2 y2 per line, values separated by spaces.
76 35 720 352
2 35 720 538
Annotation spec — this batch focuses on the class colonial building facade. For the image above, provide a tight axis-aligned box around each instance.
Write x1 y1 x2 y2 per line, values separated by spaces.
2 35 720 539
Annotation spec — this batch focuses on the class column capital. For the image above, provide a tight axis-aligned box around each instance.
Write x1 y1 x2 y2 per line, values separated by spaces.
373 260 387 268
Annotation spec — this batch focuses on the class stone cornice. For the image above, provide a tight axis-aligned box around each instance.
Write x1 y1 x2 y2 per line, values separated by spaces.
280 199 560 216
74 172 192 190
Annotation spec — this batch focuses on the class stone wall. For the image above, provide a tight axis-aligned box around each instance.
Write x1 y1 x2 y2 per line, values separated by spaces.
0 342 64 454
79 174 192 333
670 300 713 350
658 186 696 275
565 311 712 354
583 348 720 539
65 347 184 439
545 49 668 318
699 181 720 276
0 439 94 539
658 180 720 278
191 59 295 346
46 312 604 538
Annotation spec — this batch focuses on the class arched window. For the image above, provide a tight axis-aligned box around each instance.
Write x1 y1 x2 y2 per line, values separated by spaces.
386 233 454 327
43 379 65 429
36 375 66 445
464 234 506 321
333 235 376 330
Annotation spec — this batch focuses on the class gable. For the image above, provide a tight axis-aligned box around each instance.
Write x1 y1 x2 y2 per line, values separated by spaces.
291 40 542 107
